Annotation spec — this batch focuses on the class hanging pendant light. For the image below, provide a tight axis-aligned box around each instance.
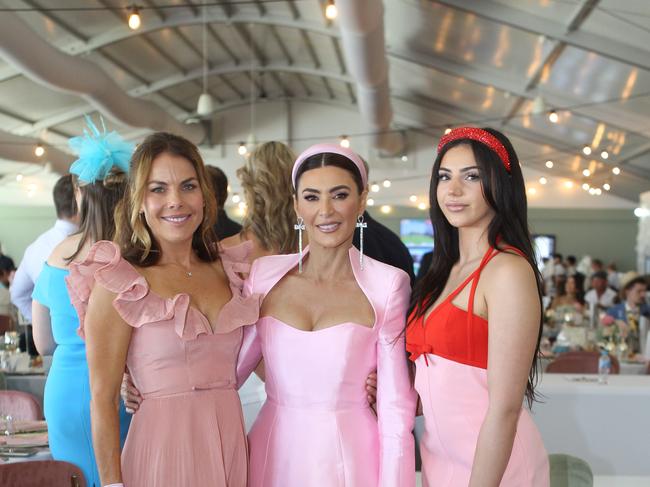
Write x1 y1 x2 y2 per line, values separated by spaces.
196 2 214 116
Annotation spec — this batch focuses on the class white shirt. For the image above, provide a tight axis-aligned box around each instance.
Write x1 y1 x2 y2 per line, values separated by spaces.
10 219 77 320
584 287 618 309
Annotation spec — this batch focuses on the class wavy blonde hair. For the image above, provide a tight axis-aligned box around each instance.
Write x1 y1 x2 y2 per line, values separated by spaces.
237 141 298 253
114 132 218 266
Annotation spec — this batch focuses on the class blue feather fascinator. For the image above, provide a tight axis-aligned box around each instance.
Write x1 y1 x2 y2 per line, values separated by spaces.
68 115 134 183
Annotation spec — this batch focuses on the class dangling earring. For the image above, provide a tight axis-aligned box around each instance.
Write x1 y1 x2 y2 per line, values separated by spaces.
294 216 305 273
356 215 367 270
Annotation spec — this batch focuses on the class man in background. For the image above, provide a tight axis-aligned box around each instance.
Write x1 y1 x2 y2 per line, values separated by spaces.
584 270 618 310
10 174 78 321
206 165 242 240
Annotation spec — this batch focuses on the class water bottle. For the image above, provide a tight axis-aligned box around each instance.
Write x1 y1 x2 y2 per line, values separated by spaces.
598 350 611 384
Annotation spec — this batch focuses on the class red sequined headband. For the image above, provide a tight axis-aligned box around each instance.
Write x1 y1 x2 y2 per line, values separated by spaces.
437 127 511 173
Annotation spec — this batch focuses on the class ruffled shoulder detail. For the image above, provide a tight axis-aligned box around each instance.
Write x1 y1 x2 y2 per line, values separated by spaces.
66 241 210 341
215 240 261 334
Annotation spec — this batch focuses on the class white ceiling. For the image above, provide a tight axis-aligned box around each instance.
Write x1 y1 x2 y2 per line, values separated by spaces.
0 0 648 209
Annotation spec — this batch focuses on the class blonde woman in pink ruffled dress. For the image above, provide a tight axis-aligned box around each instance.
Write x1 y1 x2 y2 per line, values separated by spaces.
68 133 259 487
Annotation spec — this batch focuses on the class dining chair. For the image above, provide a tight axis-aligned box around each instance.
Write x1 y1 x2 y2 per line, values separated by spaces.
0 460 86 487
0 390 43 420
0 315 13 334
545 351 620 374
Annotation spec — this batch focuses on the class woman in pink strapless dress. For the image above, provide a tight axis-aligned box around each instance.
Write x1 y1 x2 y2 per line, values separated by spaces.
406 128 549 486
236 144 417 487
71 133 259 487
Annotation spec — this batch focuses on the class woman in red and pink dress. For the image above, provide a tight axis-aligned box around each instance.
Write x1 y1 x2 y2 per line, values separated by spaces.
406 127 550 486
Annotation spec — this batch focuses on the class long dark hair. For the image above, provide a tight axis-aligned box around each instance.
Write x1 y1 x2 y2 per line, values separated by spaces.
409 128 543 408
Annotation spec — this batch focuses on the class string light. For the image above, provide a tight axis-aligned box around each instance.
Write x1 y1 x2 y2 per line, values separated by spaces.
582 183 590 191
595 188 602 195
539 177 547 185
370 182 380 193
417 202 427 210
545 160 554 168
34 144 45 157
237 142 247 156
380 205 392 214
603 183 611 191
582 145 592 156
409 195 417 203
564 180 574 189
127 6 141 30
612 166 621 175
16 174 23 182
600 150 609 159
339 135 350 148
401 155 408 162
382 179 391 188
325 0 337 20
367 198 374 206
548 110 559 123
582 169 590 177
527 187 537 195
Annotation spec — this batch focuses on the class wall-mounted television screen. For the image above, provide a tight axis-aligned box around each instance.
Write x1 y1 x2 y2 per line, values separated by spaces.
400 219 434 275
532 234 556 270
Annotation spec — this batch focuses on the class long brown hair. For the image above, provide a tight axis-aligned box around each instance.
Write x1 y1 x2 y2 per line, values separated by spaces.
66 171 127 262
114 132 218 266
237 141 298 253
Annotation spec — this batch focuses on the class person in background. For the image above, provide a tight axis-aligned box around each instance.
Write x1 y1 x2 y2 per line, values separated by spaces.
607 262 621 291
0 256 17 326
584 270 618 310
31 118 132 487
416 250 433 283
351 160 415 284
549 275 584 313
565 255 577 277
10 174 79 321
605 275 649 354
206 165 242 240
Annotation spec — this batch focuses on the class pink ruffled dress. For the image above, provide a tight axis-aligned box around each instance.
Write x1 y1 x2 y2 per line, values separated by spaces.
67 240 260 487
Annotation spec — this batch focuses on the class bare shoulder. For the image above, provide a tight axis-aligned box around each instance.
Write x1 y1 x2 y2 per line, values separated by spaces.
482 249 536 291
47 233 82 268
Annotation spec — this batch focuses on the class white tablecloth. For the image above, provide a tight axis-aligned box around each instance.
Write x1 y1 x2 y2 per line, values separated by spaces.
532 374 650 476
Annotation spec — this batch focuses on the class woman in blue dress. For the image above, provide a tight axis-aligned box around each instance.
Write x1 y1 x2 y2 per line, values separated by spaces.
31 118 132 486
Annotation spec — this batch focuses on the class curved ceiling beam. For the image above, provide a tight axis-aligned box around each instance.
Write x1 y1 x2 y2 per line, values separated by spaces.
12 63 355 137
0 11 205 144
0 131 73 174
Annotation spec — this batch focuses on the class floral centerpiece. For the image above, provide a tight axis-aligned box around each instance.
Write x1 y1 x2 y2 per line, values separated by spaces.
598 315 630 357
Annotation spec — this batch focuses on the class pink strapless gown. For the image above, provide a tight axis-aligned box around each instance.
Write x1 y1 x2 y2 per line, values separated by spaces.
67 241 261 487
238 248 417 487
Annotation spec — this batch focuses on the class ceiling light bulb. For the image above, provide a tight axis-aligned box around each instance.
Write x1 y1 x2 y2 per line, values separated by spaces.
16 174 23 182
382 179 391 188
325 0 338 20
371 182 380 193
545 160 554 169
417 202 427 210
582 183 590 190
401 155 408 162
582 169 590 177
600 150 609 159
589 188 596 195
237 142 247 156
539 177 547 185
409 195 417 203
603 183 611 191
128 7 141 30
595 188 602 195
197 93 214 116
367 198 375 206
34 144 45 157
564 180 574 189
548 110 559 123
380 205 392 214
527 187 537 195
612 166 620 175
582 145 592 156
339 135 350 148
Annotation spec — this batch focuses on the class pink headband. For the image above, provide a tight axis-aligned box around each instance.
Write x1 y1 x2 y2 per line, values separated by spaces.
292 143 368 189
438 127 511 172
